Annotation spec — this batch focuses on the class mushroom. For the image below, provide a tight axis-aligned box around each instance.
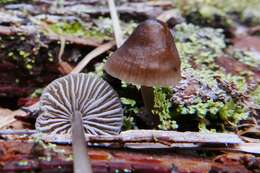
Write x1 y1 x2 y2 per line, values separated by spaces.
35 73 123 173
105 19 181 127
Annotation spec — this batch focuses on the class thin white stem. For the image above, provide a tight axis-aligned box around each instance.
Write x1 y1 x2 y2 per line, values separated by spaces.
72 111 93 173
108 0 124 47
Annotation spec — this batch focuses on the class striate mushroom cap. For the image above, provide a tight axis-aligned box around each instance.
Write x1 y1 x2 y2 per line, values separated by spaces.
105 19 181 87
35 73 123 135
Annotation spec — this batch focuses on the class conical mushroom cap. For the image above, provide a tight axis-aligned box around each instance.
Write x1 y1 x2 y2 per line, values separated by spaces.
105 19 181 87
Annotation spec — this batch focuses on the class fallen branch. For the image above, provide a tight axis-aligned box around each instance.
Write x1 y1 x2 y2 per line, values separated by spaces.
1 129 260 154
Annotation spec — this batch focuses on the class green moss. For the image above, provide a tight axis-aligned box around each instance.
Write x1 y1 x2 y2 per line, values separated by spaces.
49 22 111 41
121 97 138 131
30 88 43 98
122 116 135 131
153 87 178 130
219 101 248 124
250 86 260 105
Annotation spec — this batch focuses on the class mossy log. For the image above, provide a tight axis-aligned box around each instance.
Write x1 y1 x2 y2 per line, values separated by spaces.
0 25 102 99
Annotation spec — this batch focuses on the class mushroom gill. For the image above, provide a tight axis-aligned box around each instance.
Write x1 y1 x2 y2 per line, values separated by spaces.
35 73 123 135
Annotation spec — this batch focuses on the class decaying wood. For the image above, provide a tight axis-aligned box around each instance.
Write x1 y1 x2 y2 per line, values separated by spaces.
0 25 101 47
0 23 105 98
29 2 163 21
0 140 259 173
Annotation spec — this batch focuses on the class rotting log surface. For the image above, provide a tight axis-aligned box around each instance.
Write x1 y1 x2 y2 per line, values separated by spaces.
0 141 259 173
0 25 101 99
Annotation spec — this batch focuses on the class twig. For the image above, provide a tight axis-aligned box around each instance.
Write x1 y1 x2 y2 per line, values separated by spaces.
0 129 36 135
58 36 66 63
2 129 259 154
108 0 124 47
0 130 243 144
70 41 115 74
40 130 260 154
38 130 243 145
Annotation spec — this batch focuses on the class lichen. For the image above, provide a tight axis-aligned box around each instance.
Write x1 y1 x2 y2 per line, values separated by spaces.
174 23 226 70
175 0 233 28
94 17 138 37
171 70 250 131
227 49 260 69
175 0 260 26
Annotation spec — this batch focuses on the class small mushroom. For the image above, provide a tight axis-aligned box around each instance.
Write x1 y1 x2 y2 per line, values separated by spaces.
35 73 123 173
105 19 181 127
36 73 123 135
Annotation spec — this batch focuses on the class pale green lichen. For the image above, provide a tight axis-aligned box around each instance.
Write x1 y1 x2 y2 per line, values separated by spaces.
94 17 138 37
227 49 260 69
174 23 226 70
175 0 260 26
170 69 250 131
175 0 233 27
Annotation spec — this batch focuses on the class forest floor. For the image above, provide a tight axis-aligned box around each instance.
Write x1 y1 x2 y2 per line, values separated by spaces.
0 0 259 172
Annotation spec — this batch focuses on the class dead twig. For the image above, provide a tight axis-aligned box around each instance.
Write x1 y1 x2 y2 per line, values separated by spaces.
70 41 115 74
108 0 123 47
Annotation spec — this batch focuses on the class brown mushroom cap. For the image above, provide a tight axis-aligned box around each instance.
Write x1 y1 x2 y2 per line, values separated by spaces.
105 19 181 87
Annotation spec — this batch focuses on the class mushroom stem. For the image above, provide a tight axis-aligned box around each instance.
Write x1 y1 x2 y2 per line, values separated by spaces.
140 86 159 127
72 111 93 173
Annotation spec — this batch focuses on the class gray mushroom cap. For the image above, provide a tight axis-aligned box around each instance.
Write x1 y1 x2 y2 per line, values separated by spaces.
35 73 123 135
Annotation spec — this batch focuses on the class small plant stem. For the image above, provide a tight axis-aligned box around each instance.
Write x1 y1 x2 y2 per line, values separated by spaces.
108 0 123 47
